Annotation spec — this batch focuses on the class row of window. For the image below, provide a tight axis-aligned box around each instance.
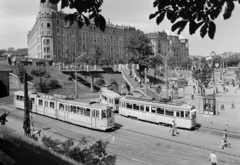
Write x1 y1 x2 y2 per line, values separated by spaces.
121 102 190 118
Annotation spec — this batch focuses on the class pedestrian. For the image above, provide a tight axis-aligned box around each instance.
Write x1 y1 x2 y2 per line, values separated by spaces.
209 151 217 165
231 102 235 109
191 92 194 100
234 87 237 93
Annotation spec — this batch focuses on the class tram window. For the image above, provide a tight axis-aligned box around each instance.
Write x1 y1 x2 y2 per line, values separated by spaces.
102 110 106 119
31 98 35 104
50 101 54 108
185 111 190 118
126 103 132 109
38 99 43 106
16 95 20 100
146 106 149 112
71 106 76 113
115 99 119 105
140 105 144 111
59 103 64 111
96 110 100 117
84 108 90 116
102 95 107 101
157 107 164 114
20 96 24 101
180 111 184 117
45 101 48 107
191 111 196 119
176 110 180 117
151 107 156 113
92 110 95 117
106 109 112 118
77 107 83 115
133 104 139 110
165 109 174 116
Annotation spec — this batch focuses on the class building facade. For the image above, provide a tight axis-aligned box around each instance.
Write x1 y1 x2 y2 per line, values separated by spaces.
28 0 125 63
146 29 189 67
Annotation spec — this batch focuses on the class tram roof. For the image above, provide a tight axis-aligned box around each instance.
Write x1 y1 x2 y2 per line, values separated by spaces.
120 96 193 110
58 99 109 109
101 89 121 98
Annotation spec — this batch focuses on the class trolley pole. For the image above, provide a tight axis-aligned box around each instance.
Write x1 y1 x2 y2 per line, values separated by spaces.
23 73 30 136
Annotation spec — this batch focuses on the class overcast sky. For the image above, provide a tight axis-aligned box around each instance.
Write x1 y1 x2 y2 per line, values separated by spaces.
1 0 240 56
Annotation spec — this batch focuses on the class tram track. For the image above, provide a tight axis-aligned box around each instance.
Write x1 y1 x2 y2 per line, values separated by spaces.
1 107 240 164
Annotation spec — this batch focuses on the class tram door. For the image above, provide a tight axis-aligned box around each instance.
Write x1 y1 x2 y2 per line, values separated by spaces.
64 105 69 121
91 110 99 128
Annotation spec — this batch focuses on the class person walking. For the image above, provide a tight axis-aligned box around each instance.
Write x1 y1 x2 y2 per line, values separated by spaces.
231 102 235 109
209 151 217 165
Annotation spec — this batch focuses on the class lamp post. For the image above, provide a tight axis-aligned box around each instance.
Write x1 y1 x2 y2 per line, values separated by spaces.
75 52 86 98
159 50 173 98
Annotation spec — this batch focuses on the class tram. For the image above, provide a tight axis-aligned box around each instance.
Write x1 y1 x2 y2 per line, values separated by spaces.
14 91 115 131
99 88 121 112
119 96 197 129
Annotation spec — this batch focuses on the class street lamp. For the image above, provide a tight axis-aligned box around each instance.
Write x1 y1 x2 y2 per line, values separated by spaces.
75 52 86 98
158 50 174 98
208 61 219 95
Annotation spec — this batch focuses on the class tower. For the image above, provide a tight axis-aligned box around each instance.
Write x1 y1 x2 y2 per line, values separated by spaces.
40 0 57 13
39 0 58 60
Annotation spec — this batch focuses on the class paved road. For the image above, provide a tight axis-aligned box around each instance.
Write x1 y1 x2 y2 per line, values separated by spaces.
1 104 240 165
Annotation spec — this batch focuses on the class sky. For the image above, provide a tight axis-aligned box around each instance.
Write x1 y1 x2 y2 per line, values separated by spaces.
1 0 240 56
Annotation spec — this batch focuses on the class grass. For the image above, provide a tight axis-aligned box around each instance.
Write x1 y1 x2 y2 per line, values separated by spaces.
0 126 80 165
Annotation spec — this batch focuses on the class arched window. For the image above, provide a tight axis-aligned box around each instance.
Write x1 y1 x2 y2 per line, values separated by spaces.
41 23 44 28
47 23 51 28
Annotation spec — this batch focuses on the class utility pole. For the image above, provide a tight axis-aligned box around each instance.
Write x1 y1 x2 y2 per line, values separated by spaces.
23 73 30 136
75 58 78 99
145 67 147 96
165 57 168 98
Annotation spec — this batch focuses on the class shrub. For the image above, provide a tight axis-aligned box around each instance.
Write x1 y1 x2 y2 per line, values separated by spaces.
95 78 105 86
48 79 61 89
68 75 73 81
108 79 119 93
31 69 47 77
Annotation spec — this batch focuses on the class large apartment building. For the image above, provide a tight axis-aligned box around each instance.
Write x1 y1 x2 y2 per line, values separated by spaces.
146 29 189 67
27 0 125 63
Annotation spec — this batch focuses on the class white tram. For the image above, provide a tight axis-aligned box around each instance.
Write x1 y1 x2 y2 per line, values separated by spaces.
99 88 121 112
119 96 197 129
14 91 115 131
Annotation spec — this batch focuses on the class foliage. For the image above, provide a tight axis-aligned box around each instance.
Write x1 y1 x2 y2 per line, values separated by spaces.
178 58 193 69
31 69 47 77
225 56 240 67
148 55 163 78
95 77 105 87
211 55 222 69
125 29 154 73
192 57 212 86
0 127 79 165
150 0 238 39
42 136 116 165
125 82 130 94
235 66 240 81
41 0 106 32
108 79 119 93
16 62 26 84
7 57 12 65
34 78 61 93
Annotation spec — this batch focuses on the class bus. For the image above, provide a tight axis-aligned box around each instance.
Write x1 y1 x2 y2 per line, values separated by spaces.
119 96 197 129
99 88 121 112
14 91 115 131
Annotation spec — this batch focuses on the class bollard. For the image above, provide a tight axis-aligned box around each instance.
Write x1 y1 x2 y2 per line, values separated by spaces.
227 121 229 130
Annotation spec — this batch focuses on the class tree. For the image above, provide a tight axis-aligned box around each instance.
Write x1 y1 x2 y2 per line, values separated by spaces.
179 58 193 69
41 0 106 32
225 56 240 67
16 61 26 84
150 0 238 39
148 55 163 78
192 57 212 86
125 29 154 73
108 79 119 93
7 57 12 65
